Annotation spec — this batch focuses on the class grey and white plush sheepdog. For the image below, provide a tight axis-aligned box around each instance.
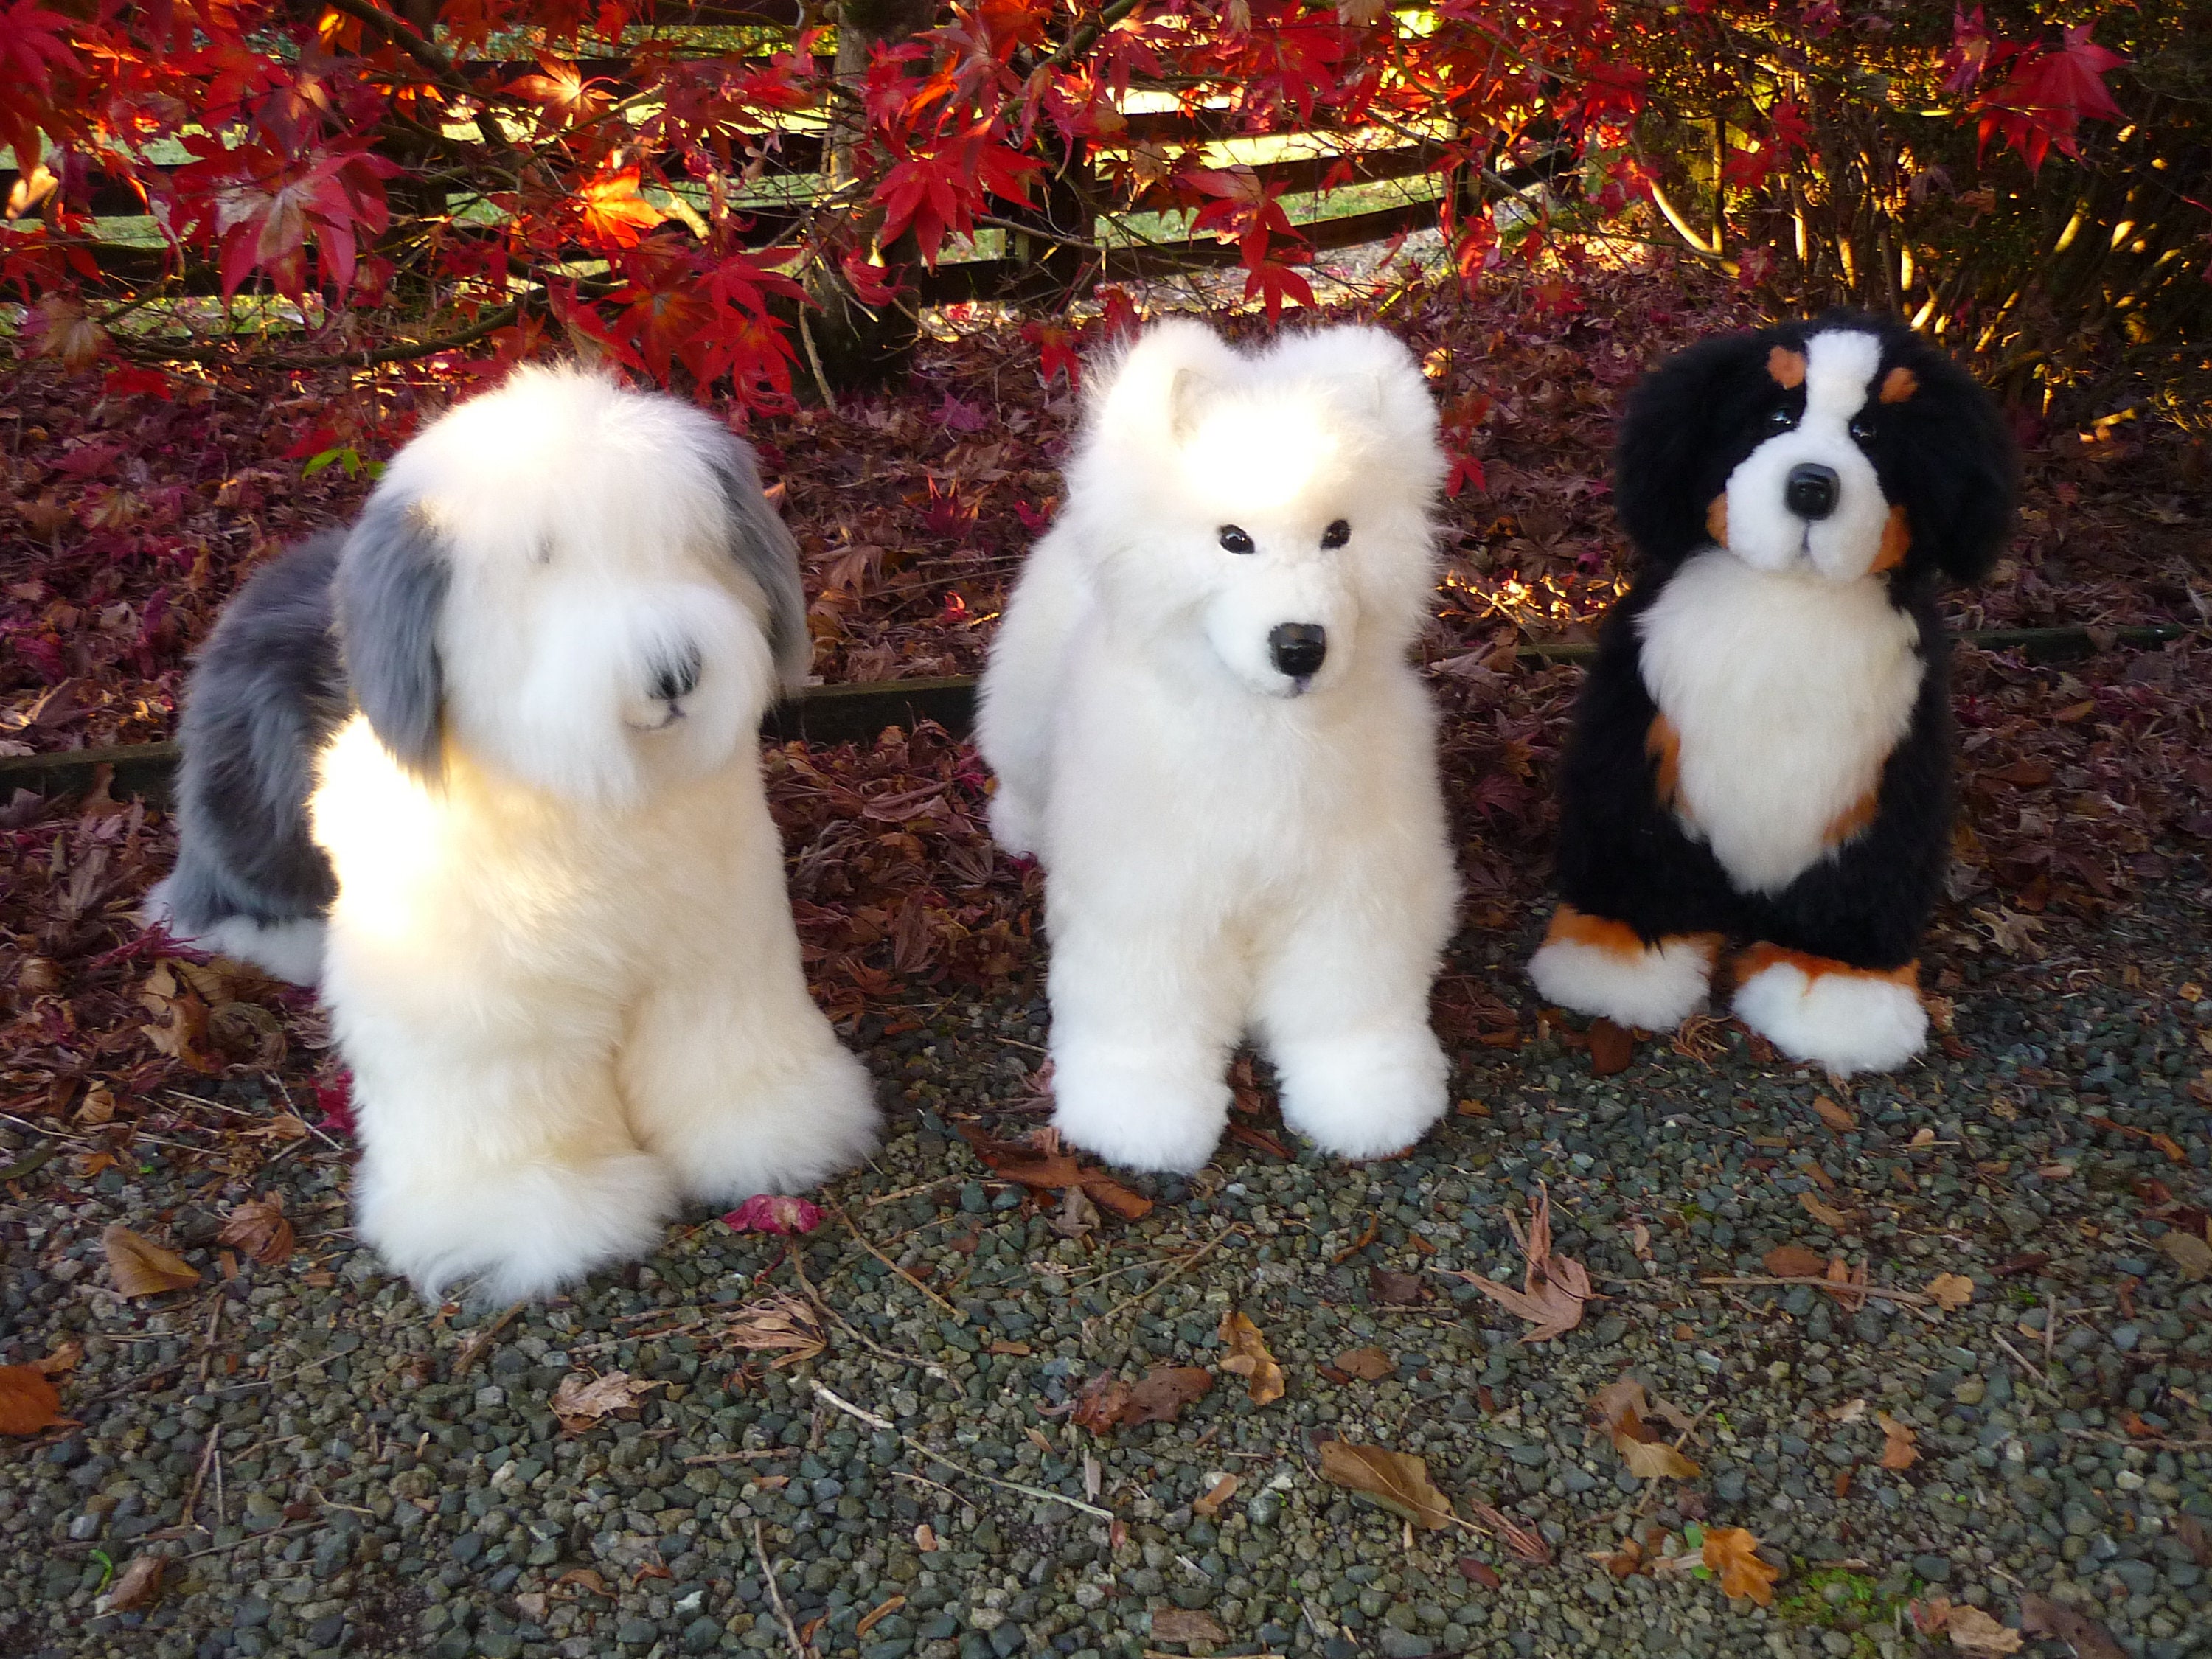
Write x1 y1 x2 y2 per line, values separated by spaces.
148 366 878 1302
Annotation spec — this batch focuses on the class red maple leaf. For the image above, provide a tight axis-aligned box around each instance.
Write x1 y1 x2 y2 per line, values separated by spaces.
1974 25 2128 173
0 0 77 98
576 163 667 250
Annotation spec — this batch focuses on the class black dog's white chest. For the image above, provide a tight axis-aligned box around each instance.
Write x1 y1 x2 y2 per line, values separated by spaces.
1635 551 1923 894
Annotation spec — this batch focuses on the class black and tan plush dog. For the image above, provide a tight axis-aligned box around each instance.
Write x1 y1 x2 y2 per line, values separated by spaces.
1530 311 2017 1075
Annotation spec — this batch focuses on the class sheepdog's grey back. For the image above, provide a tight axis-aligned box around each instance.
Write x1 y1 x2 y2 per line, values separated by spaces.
160 535 350 933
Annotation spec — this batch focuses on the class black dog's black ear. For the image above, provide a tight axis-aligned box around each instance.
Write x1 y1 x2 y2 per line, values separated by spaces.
711 435 810 695
1874 333 2019 585
335 496 450 781
1613 330 1773 566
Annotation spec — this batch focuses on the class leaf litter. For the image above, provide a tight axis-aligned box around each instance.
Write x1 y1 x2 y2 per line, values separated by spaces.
1444 1181 1593 1342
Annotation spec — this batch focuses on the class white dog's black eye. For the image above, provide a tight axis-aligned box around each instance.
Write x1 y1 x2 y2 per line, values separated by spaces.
1218 525 1255 554
1321 519 1350 549
1766 406 1797 431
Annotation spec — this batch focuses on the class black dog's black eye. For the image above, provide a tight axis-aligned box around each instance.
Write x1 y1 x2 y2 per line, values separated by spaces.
1767 406 1797 431
1321 519 1350 549
1848 414 1874 442
1218 525 1254 554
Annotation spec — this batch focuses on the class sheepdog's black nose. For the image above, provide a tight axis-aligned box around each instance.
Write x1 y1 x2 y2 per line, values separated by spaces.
1269 623 1327 680
1785 462 1839 521
653 650 702 703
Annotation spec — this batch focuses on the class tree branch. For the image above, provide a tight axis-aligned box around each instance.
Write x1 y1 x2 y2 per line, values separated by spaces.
110 300 524 369
1046 0 1149 72
320 0 517 157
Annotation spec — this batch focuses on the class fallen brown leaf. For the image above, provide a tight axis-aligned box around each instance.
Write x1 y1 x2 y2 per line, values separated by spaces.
1763 1244 1829 1279
1192 1473 1239 1517
1877 1411 1920 1470
2017 1591 2125 1659
217 1192 295 1267
1467 1498 1552 1564
0 1366 65 1436
1315 1440 1455 1529
2177 1514 2211 1569
32 1338 82 1376
1798 1191 1854 1230
1333 1346 1394 1381
1458 1556 1503 1589
1218 1310 1284 1405
1447 1182 1592 1343
102 1222 201 1298
956 1125 1152 1220
1588 1534 1644 1577
1073 1366 1213 1433
1150 1609 1227 1644
1927 1272 1975 1311
1587 1017 1634 1075
549 1370 662 1433
2157 1229 2212 1280
554 1567 611 1596
1050 1183 1099 1239
1700 1526 1779 1605
94 1553 164 1615
1588 1374 1700 1480
1368 1266 1427 1304
855 1596 907 1639
723 1293 826 1368
1943 1604 2023 1655
1812 1094 1857 1132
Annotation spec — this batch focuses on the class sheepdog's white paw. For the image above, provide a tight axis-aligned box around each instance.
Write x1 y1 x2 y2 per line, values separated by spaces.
1274 1026 1449 1163
1527 905 1716 1032
1050 1043 1229 1175
641 1045 881 1208
353 1146 677 1304
987 789 1044 860
1731 946 1926 1077
144 879 326 987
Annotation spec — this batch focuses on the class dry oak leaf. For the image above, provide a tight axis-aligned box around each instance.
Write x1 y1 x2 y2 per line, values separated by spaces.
2017 1591 2126 1659
1218 1310 1285 1405
2157 1229 2212 1281
1315 1440 1455 1530
1589 1374 1701 1480
1927 1272 1975 1312
1192 1473 1239 1518
1334 1346 1394 1381
1812 1094 1857 1132
1700 1526 1781 1605
956 1124 1152 1220
1468 1498 1553 1565
723 1293 826 1368
0 1366 65 1436
1150 1608 1228 1644
1447 1181 1592 1343
1763 1244 1829 1279
33 1338 83 1376
1943 1604 2024 1655
217 1193 295 1267
102 1223 201 1298
1072 1366 1212 1433
549 1369 661 1433
94 1553 164 1615
1798 1191 1854 1230
1877 1411 1920 1470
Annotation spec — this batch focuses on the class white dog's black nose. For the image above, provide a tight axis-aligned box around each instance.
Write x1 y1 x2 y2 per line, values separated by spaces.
1785 462 1839 521
1270 624 1327 681
653 650 702 703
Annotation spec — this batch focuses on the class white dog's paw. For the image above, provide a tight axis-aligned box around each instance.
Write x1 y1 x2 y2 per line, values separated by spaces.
1527 906 1715 1032
648 1045 881 1208
1274 1026 1449 1163
354 1147 677 1305
144 878 327 987
1050 1045 1228 1175
1731 947 1926 1077
987 789 1044 860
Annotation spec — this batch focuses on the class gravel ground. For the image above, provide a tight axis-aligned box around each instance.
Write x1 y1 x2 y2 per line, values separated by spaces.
4 886 2210 1659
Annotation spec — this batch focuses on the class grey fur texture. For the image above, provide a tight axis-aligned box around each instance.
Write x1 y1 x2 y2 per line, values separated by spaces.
158 533 351 935
711 437 811 692
335 497 452 782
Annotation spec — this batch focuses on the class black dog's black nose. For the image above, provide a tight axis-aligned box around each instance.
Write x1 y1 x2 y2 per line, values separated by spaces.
1785 462 1839 521
653 650 702 703
1269 623 1327 681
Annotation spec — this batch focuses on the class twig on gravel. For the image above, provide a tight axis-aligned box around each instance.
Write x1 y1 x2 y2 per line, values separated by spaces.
179 1422 220 1533
1698 1274 1933 1307
807 1377 1116 1520
789 1243 955 1383
1090 1221 1242 1329
682 1448 799 1466
750 1517 809 1659
2064 1427 2212 1450
178 1521 321 1559
1994 1332 2052 1388
453 1302 525 1380
830 1202 966 1322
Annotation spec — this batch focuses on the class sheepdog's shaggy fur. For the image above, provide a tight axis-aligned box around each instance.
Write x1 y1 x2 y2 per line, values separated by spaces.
1531 312 2016 1076
978 320 1459 1173
149 367 878 1301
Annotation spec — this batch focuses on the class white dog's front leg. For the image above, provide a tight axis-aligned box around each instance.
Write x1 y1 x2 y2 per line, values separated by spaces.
1256 906 1451 1164
620 972 879 1208
1045 911 1243 1175
346 1038 676 1305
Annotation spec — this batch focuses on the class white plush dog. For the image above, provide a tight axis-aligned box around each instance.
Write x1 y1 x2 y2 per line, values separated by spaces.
149 367 878 1301
977 320 1458 1173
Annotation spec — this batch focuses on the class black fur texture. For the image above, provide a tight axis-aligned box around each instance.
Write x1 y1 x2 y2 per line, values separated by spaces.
1554 312 2017 970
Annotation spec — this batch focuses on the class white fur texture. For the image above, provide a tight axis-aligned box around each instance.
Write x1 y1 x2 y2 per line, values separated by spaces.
1638 549 1921 894
316 369 876 1303
142 879 327 985
1723 330 1892 580
1528 930 1714 1031
1732 958 1927 1076
977 320 1458 1172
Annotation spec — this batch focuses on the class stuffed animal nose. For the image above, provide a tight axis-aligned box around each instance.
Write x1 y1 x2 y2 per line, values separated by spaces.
653 650 702 703
1269 623 1327 680
1785 462 1839 521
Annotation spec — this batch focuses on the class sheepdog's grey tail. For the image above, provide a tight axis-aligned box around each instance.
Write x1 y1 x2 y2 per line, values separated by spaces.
150 533 351 983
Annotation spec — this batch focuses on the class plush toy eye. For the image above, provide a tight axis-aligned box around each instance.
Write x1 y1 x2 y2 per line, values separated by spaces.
1766 406 1797 431
1218 525 1255 554
1321 519 1350 549
1848 414 1874 442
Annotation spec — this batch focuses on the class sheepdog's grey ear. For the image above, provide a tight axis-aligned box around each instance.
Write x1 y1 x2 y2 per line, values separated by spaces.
711 436 811 693
335 496 450 781
1090 317 1247 448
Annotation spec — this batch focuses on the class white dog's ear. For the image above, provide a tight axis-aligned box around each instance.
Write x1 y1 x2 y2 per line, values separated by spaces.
709 435 811 695
1090 318 1246 450
1266 324 1436 449
335 496 449 782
